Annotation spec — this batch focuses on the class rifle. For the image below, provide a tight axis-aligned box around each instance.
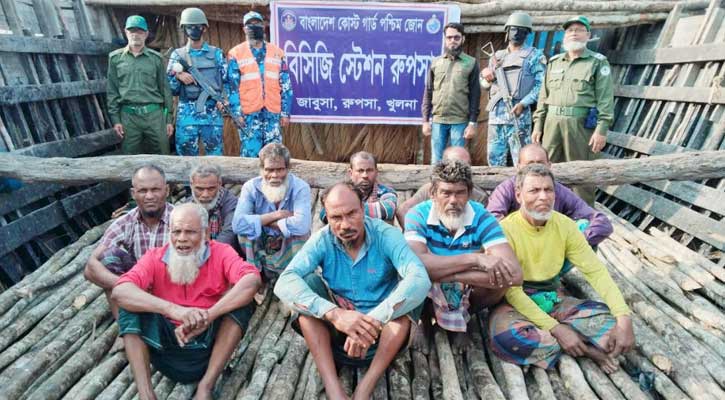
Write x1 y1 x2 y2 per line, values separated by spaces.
481 42 526 156
174 56 245 132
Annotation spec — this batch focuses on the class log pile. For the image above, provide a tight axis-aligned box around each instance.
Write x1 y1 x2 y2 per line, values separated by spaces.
0 189 724 399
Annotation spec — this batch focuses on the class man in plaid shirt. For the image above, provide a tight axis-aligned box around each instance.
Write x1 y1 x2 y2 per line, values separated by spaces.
85 164 174 318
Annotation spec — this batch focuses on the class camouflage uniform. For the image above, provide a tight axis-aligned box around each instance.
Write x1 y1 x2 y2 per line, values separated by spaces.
167 43 232 155
486 46 546 166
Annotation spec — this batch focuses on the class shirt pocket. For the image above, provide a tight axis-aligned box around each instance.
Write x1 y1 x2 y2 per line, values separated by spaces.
136 61 159 89
547 70 565 89
570 69 593 91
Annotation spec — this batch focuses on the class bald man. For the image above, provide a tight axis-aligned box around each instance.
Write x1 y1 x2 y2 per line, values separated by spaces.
395 146 489 227
486 144 612 247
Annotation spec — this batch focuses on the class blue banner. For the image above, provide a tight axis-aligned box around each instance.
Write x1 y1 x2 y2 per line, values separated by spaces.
271 1 460 124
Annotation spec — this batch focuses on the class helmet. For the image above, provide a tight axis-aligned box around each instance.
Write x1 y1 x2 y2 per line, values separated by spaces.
179 8 208 26
504 12 533 31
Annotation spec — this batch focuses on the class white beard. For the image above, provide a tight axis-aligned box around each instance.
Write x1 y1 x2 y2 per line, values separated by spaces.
562 39 587 52
167 243 206 285
524 206 553 222
193 190 220 211
261 178 288 204
436 205 465 233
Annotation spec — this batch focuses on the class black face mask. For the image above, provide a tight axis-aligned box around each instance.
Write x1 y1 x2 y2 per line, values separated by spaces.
244 25 264 41
507 27 529 45
184 25 204 41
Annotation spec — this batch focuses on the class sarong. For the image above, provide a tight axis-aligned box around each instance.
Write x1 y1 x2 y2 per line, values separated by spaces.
238 231 308 280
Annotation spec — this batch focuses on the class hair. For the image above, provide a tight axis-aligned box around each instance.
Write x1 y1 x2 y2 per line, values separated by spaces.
171 203 209 231
444 22 465 36
132 164 166 184
349 151 377 169
189 163 222 182
320 181 364 210
515 164 556 192
258 143 291 168
519 144 550 163
430 159 473 194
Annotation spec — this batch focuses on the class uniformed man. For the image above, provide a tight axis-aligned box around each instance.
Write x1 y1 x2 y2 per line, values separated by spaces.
532 16 614 205
422 22 481 164
167 8 234 156
227 11 293 158
480 12 546 166
107 15 174 155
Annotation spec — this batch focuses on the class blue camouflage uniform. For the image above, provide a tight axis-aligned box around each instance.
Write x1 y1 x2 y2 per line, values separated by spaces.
486 45 546 166
228 43 293 158
167 43 233 156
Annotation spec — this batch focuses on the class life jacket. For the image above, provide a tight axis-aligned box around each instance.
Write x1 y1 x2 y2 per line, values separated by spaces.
228 42 283 114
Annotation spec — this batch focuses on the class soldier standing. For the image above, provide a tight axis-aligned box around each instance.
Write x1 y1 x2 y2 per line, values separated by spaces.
167 8 234 156
532 16 614 205
107 15 173 155
480 12 546 166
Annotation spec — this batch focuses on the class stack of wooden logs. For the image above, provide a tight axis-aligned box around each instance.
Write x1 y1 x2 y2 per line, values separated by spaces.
0 188 723 399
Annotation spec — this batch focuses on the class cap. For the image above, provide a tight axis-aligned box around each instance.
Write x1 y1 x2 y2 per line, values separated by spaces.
243 11 264 25
125 15 148 31
562 15 590 32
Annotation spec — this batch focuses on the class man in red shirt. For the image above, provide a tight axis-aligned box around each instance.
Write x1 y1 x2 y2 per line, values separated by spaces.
112 203 261 400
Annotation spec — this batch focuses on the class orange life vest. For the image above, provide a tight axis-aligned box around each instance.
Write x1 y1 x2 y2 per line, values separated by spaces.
228 42 284 114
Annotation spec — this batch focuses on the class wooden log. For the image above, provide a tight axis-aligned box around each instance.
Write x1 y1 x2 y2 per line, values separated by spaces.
577 358 626 400
485 344 529 400
26 324 120 400
648 227 725 282
388 350 413 400
94 364 133 400
356 365 389 400
236 319 291 400
0 291 52 338
292 353 314 400
302 363 324 400
452 349 467 395
3 150 725 189
267 334 308 399
167 382 197 400
458 0 708 17
410 348 431 400
69 352 129 400
623 352 689 400
13 245 95 299
529 367 557 400
0 80 107 105
428 343 443 400
338 365 354 398
546 369 574 400
433 329 464 400
12 129 120 158
607 367 652 400
466 316 505 400
154 376 177 400
557 355 599 400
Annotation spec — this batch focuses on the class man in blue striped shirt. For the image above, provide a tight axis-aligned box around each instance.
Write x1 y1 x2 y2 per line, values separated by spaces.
405 159 522 334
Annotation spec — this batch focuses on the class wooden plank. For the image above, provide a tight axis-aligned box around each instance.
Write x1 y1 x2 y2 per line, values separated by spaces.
60 182 127 218
0 79 106 105
601 184 725 250
614 84 725 105
0 201 66 256
0 35 115 54
606 131 692 156
0 183 63 215
11 129 119 157
607 42 725 65
644 179 725 217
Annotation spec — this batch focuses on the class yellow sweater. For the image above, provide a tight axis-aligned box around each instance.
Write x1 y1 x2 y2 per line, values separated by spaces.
500 211 630 330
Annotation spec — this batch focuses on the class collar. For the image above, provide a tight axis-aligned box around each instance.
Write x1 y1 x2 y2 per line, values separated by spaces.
563 48 593 61
426 201 476 239
162 242 211 266
512 210 551 234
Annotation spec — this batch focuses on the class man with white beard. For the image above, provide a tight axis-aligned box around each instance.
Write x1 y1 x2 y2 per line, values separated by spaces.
233 143 311 281
187 164 240 253
488 164 634 373
405 159 522 336
112 203 261 400
532 15 614 205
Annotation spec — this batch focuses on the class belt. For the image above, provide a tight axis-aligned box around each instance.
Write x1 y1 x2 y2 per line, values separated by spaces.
548 105 589 118
121 103 161 115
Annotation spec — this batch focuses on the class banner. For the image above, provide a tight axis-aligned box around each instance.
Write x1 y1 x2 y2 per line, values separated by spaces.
270 1 460 124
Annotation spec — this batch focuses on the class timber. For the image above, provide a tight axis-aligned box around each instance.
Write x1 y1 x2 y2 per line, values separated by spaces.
0 36 117 55
614 84 725 105
2 150 725 189
12 129 121 158
0 80 107 105
607 42 725 65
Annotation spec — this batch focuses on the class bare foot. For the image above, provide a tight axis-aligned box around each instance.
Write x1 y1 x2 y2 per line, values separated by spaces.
584 345 619 374
450 331 473 355
192 385 213 400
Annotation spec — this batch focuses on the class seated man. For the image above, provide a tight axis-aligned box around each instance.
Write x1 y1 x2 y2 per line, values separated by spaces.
275 182 430 400
489 164 634 372
395 146 488 227
187 164 240 254
405 159 522 334
321 151 398 224
487 144 612 253
112 203 261 400
85 164 173 318
233 143 311 279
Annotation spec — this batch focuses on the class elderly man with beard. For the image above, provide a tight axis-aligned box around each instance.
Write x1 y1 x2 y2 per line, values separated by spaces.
422 22 481 164
321 151 397 224
233 143 311 280
85 165 173 318
112 203 261 400
275 182 430 400
532 16 614 205
186 164 240 253
488 164 633 373
405 159 522 336
227 11 293 158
